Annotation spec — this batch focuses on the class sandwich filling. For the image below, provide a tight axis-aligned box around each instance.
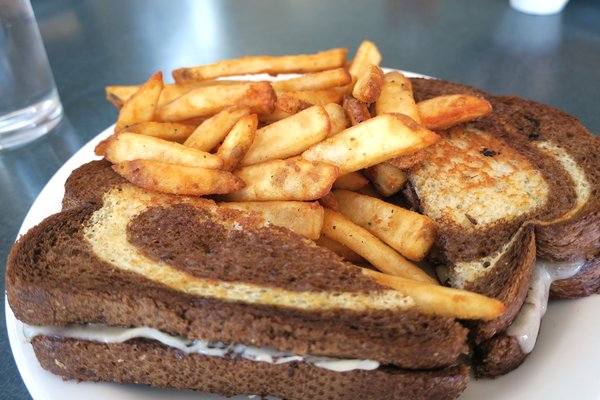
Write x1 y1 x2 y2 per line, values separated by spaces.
23 324 380 372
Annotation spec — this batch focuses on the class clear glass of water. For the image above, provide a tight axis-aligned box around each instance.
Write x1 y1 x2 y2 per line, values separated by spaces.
0 0 63 150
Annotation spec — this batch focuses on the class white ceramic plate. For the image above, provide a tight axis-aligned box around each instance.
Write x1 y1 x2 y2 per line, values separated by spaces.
6 72 600 400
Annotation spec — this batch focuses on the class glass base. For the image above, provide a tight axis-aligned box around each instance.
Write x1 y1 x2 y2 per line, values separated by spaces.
0 91 64 150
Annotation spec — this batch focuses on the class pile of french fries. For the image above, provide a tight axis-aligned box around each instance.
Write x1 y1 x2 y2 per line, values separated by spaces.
99 41 503 320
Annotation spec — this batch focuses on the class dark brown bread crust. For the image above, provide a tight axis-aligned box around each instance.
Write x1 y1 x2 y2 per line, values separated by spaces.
472 334 527 378
31 336 469 400
551 255 600 298
6 205 468 369
62 159 125 209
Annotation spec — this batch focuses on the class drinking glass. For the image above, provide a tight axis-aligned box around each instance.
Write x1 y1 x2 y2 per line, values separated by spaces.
0 0 63 150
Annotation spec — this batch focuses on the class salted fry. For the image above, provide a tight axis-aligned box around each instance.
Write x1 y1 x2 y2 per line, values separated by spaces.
113 160 244 196
324 103 348 136
173 48 347 82
418 94 493 130
242 105 330 166
302 114 440 175
216 114 258 171
184 106 251 152
315 234 365 263
275 89 345 114
106 86 139 109
225 158 339 202
364 163 407 197
103 132 223 169
271 68 351 92
342 95 371 126
322 209 437 284
352 64 384 103
386 151 426 170
332 172 369 191
361 269 506 320
348 40 382 79
334 190 436 261
259 108 292 123
219 201 324 240
156 82 275 121
375 71 421 123
120 122 196 143
115 72 164 132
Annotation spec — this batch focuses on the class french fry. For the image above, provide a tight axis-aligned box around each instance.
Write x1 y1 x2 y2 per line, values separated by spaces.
315 234 366 263
119 122 196 142
113 160 245 196
418 94 493 130
361 269 506 320
103 132 223 169
318 192 339 210
106 80 251 109
115 72 164 132
218 201 324 240
216 114 258 171
334 190 437 261
375 71 421 123
156 82 275 121
322 209 437 284
342 95 371 126
225 158 339 202
275 89 345 114
270 68 351 92
332 171 369 191
302 114 440 175
364 163 407 197
241 105 330 166
173 48 347 82
184 106 251 152
357 183 381 198
352 64 384 103
386 150 426 170
258 108 292 124
323 103 348 136
348 40 382 79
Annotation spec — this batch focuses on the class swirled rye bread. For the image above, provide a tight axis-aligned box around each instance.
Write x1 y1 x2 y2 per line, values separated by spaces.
7 174 469 400
407 78 599 377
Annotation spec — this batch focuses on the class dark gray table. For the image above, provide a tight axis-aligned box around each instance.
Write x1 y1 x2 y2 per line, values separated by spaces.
2 0 599 398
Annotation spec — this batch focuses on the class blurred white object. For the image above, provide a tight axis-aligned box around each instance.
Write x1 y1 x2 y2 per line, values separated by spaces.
510 0 570 15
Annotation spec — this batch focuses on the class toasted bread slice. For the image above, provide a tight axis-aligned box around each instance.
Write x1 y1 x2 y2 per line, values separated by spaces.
407 78 600 376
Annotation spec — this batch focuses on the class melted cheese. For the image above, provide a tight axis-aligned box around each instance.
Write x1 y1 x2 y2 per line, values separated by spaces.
23 324 380 372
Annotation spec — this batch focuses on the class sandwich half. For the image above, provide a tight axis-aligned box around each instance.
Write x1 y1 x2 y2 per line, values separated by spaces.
8 174 474 400
406 78 600 377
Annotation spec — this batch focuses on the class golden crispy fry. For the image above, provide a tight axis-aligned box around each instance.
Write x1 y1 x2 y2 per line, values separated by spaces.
418 94 493 130
357 183 381 198
173 48 347 82
184 106 251 152
113 160 245 196
332 171 369 191
270 68 351 92
241 105 330 166
115 72 164 132
322 209 437 284
225 158 339 202
342 95 371 126
315 234 366 263
364 163 407 197
258 108 292 124
318 192 339 211
386 150 426 170
334 190 437 261
275 89 345 114
323 103 348 136
119 122 196 143
156 82 275 122
348 40 382 79
375 71 421 123
352 64 384 103
216 114 258 171
103 132 223 169
302 114 440 175
361 269 506 320
106 86 138 109
219 201 324 240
